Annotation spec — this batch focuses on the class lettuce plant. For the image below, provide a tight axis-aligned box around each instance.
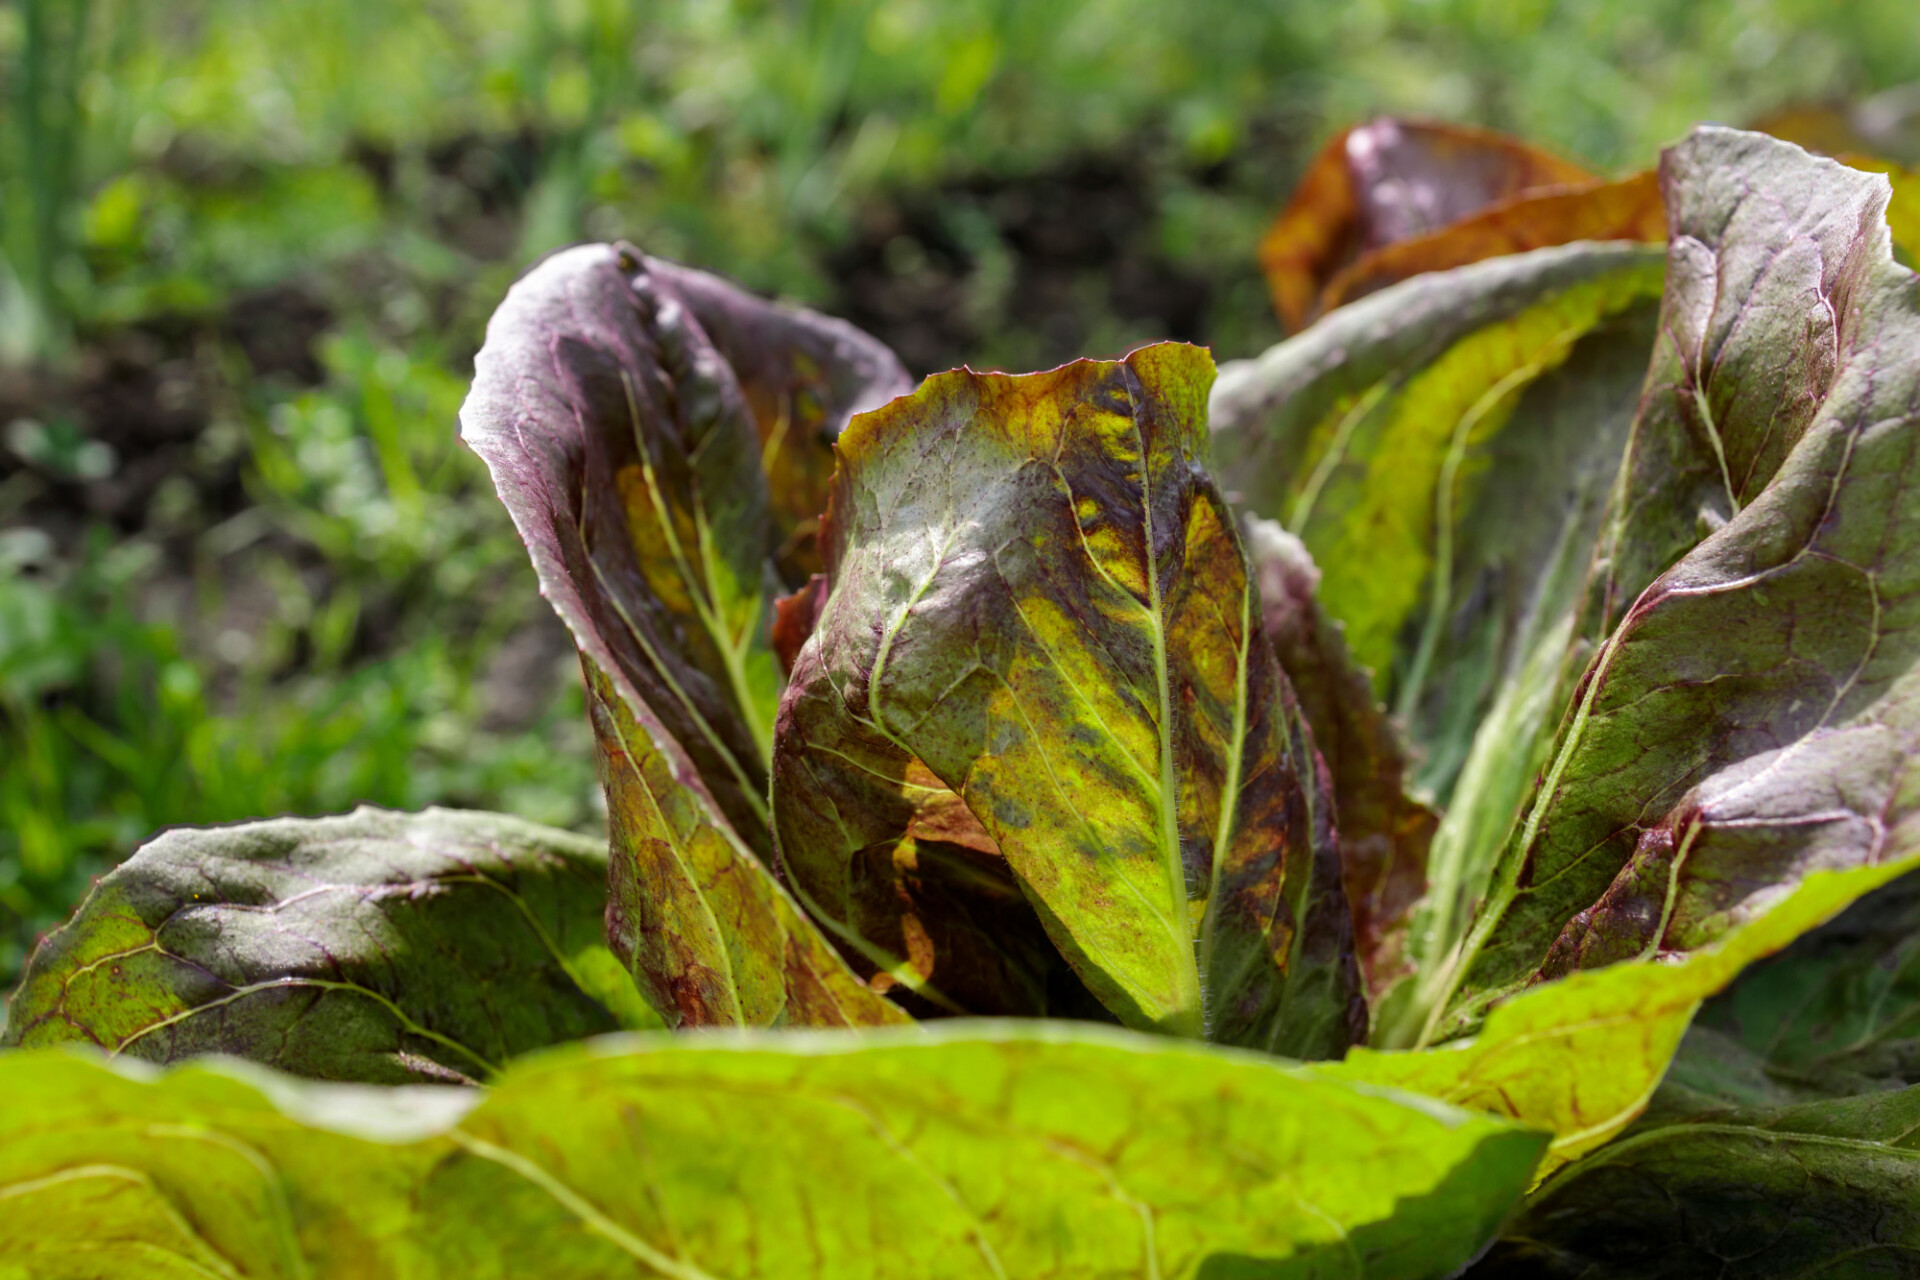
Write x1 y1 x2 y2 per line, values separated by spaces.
3 125 1918 1278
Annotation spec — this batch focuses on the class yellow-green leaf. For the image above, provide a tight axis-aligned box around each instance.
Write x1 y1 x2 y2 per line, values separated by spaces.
1321 857 1920 1177
774 345 1364 1054
0 1024 1548 1279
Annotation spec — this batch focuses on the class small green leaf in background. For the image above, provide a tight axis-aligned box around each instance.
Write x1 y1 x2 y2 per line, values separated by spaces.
774 344 1363 1055
2 807 655 1084
1432 129 1920 1043
0 1024 1548 1279
460 244 907 1029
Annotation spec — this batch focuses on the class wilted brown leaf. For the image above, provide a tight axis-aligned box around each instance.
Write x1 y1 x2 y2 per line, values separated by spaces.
1260 117 1595 331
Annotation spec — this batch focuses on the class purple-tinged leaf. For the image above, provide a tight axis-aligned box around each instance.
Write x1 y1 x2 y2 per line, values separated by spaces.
1244 519 1438 1003
1426 128 1920 1042
641 257 913 578
2 808 648 1084
461 243 905 1028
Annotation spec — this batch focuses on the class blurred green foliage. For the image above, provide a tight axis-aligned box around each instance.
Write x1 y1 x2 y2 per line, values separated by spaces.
2 0 1917 983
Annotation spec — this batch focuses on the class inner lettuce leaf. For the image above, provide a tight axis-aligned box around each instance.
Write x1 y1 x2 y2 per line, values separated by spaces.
2 807 656 1085
773 345 1364 1056
1243 519 1439 1003
1425 128 1920 1045
0 1024 1548 1280
638 256 914 579
460 243 905 1028
1212 241 1665 1020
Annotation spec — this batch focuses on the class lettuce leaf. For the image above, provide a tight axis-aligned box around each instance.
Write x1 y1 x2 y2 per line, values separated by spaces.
0 1025 1546 1279
1214 241 1665 1022
1470 1085 1920 1277
2 807 653 1084
1259 117 1597 331
460 243 905 1028
773 346 1363 1054
1432 129 1920 1045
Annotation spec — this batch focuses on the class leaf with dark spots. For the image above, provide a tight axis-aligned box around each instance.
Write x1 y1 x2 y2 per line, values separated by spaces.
462 243 905 1028
1318 170 1666 314
0 1024 1548 1280
773 343 1363 1056
770 647 1089 1019
1259 117 1596 331
588 661 907 1029
1 807 653 1084
1468 1085 1920 1279
641 254 914 579
1427 128 1920 1045
1243 518 1437 1003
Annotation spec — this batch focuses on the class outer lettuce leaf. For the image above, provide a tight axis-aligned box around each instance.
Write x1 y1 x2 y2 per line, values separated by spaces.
1468 1085 1920 1278
1678 869 1920 1104
1590 134 1913 632
0 1025 1548 1279
773 345 1364 1055
1431 129 1920 1042
1319 857 1920 1177
1259 117 1595 331
1244 519 1438 1002
1 807 652 1084
585 661 909 1029
1213 242 1665 1023
461 243 905 1029
640 256 914 578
